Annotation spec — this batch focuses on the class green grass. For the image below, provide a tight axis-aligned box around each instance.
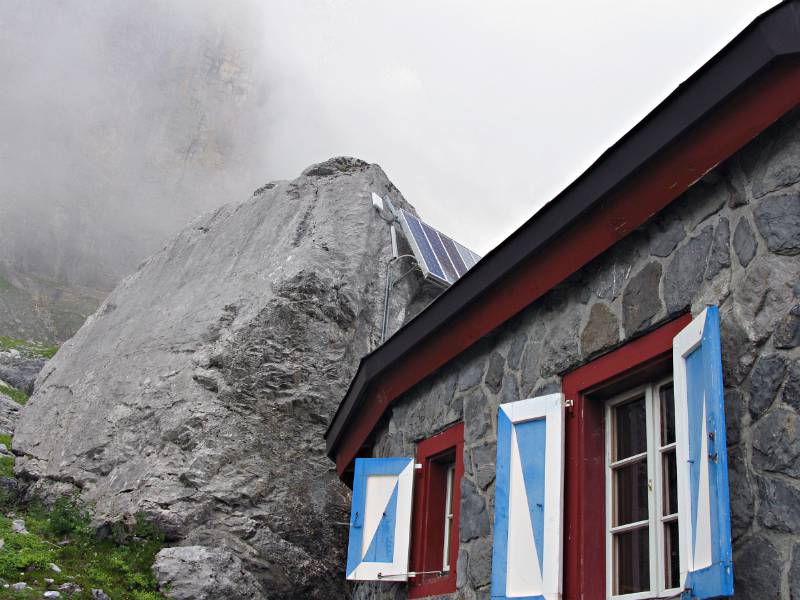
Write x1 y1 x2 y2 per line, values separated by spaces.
0 462 168 600
0 335 58 359
0 383 28 406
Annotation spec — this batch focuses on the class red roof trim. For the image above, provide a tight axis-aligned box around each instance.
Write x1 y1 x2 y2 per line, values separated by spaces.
333 60 800 476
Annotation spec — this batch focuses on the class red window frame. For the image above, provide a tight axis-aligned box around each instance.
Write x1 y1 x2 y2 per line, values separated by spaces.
408 422 464 599
561 314 691 600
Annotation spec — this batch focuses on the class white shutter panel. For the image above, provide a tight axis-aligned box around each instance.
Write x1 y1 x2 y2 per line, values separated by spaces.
346 457 415 581
491 394 565 600
673 306 734 598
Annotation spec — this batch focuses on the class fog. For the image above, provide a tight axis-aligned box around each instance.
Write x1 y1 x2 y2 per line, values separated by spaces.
0 0 780 296
0 0 271 290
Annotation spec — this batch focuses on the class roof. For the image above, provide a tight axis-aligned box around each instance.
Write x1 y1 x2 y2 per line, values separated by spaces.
326 0 800 472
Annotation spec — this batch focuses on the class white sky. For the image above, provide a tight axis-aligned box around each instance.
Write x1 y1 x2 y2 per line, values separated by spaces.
256 0 780 255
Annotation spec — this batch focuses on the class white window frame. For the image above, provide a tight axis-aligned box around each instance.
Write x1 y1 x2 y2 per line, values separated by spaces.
442 463 456 572
605 376 680 600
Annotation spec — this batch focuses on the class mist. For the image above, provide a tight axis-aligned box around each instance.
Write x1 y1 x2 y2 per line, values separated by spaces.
0 0 271 291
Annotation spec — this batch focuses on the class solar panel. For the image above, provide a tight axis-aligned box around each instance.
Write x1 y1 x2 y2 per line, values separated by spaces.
398 208 481 286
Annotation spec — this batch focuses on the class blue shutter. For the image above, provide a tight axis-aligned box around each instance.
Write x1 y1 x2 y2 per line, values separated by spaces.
491 394 564 600
673 306 733 598
346 457 415 581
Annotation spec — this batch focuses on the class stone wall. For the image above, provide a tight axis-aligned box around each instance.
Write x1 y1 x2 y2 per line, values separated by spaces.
353 108 800 600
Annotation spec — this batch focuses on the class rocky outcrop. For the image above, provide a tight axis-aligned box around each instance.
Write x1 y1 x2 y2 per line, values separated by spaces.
13 158 429 599
0 352 46 395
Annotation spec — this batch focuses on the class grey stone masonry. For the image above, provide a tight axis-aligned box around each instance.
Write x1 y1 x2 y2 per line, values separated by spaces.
354 108 800 600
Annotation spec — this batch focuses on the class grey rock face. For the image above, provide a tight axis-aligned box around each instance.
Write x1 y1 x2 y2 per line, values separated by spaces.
734 534 783 600
13 158 426 599
706 217 731 280
663 226 713 314
0 395 20 437
748 354 787 419
733 218 758 267
0 355 45 395
153 546 261 600
754 191 800 255
622 262 662 335
752 407 800 478
581 302 618 357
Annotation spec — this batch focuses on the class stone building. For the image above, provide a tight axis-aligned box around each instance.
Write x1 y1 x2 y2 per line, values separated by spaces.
325 3 800 599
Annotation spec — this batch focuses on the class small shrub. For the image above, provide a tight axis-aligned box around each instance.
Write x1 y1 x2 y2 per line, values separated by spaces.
48 495 92 537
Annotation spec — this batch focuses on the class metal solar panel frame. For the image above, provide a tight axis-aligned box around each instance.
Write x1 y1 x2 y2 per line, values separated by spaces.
398 209 481 288
398 210 449 287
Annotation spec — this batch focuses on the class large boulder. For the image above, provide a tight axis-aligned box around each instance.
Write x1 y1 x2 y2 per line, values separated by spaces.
13 157 428 599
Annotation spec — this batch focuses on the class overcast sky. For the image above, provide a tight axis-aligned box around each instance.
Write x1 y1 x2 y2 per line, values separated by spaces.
256 0 780 254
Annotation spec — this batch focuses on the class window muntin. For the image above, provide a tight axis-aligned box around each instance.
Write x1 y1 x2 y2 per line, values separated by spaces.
606 377 679 600
442 463 456 572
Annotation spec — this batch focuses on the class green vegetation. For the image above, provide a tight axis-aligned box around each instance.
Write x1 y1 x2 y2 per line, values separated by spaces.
0 434 12 478
0 383 27 406
0 435 167 599
0 335 58 359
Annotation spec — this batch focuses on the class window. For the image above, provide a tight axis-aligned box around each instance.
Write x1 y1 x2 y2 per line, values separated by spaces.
409 422 464 599
605 378 680 599
561 313 692 600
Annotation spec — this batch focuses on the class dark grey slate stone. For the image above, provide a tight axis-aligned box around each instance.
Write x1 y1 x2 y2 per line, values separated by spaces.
782 361 800 413
757 475 800 534
720 313 757 385
706 217 731 280
500 373 520 407
458 356 486 392
751 111 800 198
733 534 783 600
728 446 754 540
748 354 787 419
677 178 729 231
470 443 496 490
733 218 758 267
581 302 619 357
754 191 800 255
538 311 581 378
456 548 468 589
664 226 714 314
725 388 745 447
506 333 526 371
752 406 800 478
484 352 505 394
466 537 492 588
459 477 490 542
791 541 800 600
649 214 686 257
622 262 663 335
463 389 490 442
775 305 800 349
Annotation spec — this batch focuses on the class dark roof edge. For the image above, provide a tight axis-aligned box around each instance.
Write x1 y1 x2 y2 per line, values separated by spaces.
325 0 800 458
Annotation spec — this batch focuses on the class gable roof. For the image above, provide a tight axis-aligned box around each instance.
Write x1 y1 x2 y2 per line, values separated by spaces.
326 0 800 474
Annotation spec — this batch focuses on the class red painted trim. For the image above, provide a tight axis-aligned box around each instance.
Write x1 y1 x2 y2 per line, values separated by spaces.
408 423 464 599
335 62 800 476
561 314 691 599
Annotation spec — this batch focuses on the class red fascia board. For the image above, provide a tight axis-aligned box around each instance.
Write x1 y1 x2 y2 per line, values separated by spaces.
333 60 800 476
560 313 691 599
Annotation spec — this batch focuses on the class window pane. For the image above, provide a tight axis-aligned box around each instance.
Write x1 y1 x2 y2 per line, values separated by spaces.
662 450 678 516
614 396 647 460
660 383 675 446
614 459 649 525
664 520 680 589
614 527 650 594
